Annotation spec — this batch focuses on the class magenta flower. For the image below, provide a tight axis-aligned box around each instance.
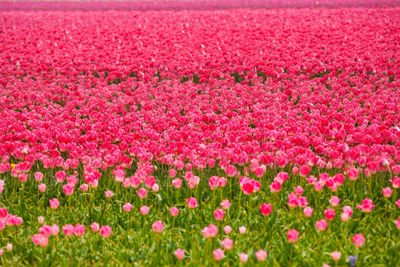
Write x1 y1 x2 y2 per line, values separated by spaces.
62 224 75 236
382 187 393 198
186 197 198 209
213 248 224 261
202 224 218 238
174 248 185 260
91 222 100 232
99 225 112 238
221 200 231 210
324 208 336 221
331 251 341 262
123 203 132 212
303 206 313 217
353 234 365 247
255 249 267 261
38 183 46 193
136 188 147 199
63 184 74 196
239 253 249 263
356 199 375 212
32 234 48 247
105 190 113 199
239 226 246 234
316 219 328 231
329 196 341 207
74 224 86 236
34 172 44 182
172 178 182 189
140 206 150 215
152 220 164 233
287 229 299 243
49 198 59 210
214 209 225 221
80 184 89 192
221 237 233 250
169 207 179 217
260 203 272 216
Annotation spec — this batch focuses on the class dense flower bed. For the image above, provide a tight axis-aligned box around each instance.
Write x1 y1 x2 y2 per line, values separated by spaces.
0 5 399 266
0 0 399 11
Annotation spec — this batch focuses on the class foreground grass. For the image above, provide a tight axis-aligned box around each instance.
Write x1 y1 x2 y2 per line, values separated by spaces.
0 162 399 266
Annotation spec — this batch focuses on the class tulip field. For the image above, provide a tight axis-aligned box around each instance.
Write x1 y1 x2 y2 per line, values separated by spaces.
0 1 400 266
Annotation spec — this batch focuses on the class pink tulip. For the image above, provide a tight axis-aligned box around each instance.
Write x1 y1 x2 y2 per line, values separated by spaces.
357 199 374 212
341 213 350 222
287 229 299 243
91 222 100 232
395 218 400 229
324 208 336 220
55 171 66 183
303 206 313 217
172 178 182 189
174 248 185 260
299 165 310 177
63 184 74 196
342 206 353 216
152 184 159 192
137 188 147 199
140 206 150 215
152 220 164 233
74 224 86 236
260 203 272 216
213 248 224 261
38 183 46 193
49 198 59 209
39 225 51 237
329 196 340 207
169 207 179 217
255 249 267 261
34 172 43 182
50 224 60 235
383 187 393 198
221 199 231 210
353 234 365 247
123 203 132 212
331 251 341 261
239 252 249 263
32 234 48 247
295 186 304 195
202 224 218 238
62 224 75 236
214 209 225 221
223 225 232 234
105 190 113 198
221 237 233 250
209 176 220 190
392 176 400 188
99 225 112 238
169 169 177 178
80 184 89 192
316 219 328 231
347 169 358 180
186 197 198 209
0 208 7 218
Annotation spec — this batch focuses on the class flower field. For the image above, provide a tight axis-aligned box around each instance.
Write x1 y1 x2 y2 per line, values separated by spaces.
1 2 400 266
